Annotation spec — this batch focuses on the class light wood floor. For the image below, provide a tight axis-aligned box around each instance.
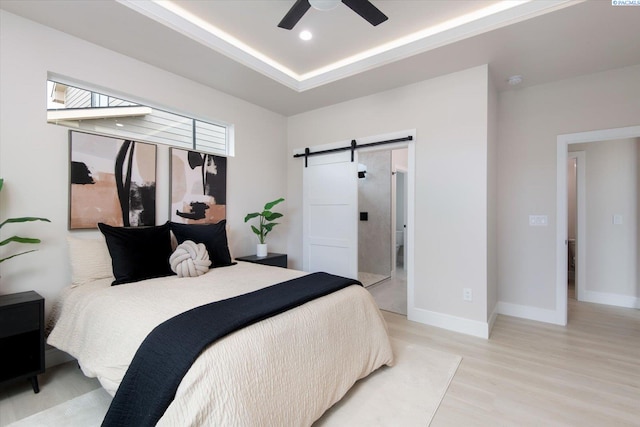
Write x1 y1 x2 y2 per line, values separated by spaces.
1 295 638 426
368 267 407 316
393 295 640 426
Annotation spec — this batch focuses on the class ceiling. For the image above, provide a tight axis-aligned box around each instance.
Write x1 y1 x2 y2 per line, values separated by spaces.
1 0 639 116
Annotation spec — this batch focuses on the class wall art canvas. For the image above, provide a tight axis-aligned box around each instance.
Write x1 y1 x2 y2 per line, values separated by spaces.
69 131 157 229
170 148 227 224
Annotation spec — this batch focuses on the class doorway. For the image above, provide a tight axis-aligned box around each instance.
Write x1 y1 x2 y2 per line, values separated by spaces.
360 147 409 315
567 156 577 298
556 125 640 325
394 168 408 271
567 151 585 302
357 150 392 287
301 129 416 317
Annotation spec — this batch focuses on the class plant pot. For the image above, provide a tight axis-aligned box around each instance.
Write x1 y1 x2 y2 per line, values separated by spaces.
257 244 268 257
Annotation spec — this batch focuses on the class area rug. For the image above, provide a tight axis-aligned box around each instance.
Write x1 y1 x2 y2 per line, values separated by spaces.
316 338 461 426
9 339 460 427
7 385 111 427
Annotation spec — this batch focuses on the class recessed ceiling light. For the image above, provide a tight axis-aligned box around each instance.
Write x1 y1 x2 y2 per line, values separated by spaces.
299 30 313 41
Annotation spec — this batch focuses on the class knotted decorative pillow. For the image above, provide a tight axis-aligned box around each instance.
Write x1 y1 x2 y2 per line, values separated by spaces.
169 240 211 277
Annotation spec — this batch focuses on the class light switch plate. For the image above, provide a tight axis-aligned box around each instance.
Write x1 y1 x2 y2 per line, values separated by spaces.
613 214 623 225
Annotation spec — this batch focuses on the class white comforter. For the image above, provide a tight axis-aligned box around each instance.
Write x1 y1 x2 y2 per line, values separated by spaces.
47 262 394 426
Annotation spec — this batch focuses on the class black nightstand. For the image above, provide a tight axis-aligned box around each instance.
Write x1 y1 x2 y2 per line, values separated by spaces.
0 291 45 393
236 253 287 268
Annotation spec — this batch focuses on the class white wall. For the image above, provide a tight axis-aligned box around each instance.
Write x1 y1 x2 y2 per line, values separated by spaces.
487 70 498 326
0 11 288 316
497 64 640 318
570 138 639 304
287 65 491 335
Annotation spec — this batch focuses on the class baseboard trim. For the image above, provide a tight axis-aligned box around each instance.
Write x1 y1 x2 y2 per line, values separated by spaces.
45 347 75 368
581 290 639 309
497 301 564 325
408 307 490 339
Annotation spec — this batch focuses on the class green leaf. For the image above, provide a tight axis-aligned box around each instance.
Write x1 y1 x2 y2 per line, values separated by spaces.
263 223 279 232
244 212 260 222
263 212 283 221
0 217 51 229
263 198 284 211
0 249 37 264
0 179 50 264
1 236 42 246
263 223 280 237
245 198 284 244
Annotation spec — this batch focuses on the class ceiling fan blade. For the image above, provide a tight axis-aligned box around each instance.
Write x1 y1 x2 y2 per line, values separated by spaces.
278 0 311 30
341 0 388 26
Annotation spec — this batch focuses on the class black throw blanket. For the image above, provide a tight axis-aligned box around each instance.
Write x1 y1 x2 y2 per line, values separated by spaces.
102 272 361 427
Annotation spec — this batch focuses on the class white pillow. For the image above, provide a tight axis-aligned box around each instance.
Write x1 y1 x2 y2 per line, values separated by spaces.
67 235 114 286
169 240 211 277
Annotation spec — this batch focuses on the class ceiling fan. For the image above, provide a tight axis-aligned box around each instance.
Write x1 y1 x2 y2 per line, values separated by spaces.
278 0 388 30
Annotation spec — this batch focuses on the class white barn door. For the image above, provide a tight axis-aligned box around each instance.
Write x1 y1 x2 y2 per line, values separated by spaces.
303 150 358 279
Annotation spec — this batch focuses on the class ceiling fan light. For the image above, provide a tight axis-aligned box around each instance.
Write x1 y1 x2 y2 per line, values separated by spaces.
309 0 340 11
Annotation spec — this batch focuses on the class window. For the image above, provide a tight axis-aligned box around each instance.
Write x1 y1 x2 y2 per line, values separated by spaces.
46 80 233 156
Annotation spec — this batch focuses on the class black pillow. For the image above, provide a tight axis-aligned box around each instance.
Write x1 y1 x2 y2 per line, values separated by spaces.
98 222 174 285
170 220 233 268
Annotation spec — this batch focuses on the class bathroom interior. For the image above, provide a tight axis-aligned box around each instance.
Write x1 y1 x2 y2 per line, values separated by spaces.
567 156 577 299
358 148 408 315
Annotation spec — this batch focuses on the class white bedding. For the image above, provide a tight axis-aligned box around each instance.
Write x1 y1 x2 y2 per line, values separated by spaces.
47 261 394 426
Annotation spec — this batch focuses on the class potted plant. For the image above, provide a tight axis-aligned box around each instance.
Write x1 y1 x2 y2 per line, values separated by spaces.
0 178 51 264
244 198 284 257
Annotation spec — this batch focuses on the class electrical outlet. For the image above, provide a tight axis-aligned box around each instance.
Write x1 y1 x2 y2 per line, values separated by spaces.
463 288 472 301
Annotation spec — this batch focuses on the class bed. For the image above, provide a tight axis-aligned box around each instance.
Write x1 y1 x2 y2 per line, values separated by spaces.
47 222 394 426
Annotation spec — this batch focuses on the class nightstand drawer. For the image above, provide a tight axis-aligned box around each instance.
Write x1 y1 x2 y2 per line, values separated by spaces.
0 303 40 338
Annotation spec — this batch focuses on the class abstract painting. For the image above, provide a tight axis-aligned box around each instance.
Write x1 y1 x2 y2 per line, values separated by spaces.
69 131 157 229
170 148 227 224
